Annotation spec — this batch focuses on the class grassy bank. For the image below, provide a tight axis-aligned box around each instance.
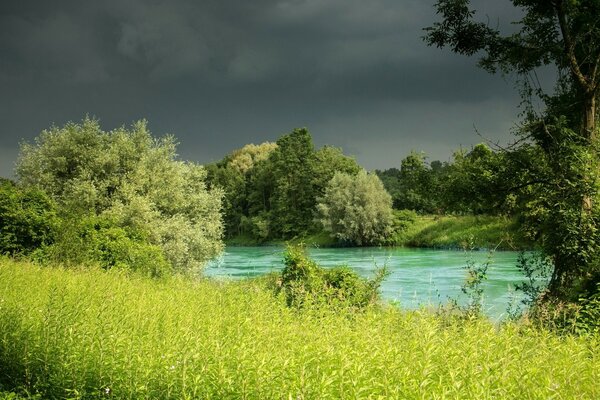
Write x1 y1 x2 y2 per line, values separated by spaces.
1 258 598 399
393 214 528 250
227 214 528 250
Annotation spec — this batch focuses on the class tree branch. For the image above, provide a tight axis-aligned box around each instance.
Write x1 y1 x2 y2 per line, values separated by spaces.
555 0 593 93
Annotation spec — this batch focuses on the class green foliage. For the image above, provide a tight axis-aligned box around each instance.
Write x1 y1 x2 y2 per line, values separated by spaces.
392 214 526 250
517 117 600 299
459 248 491 317
396 152 437 212
16 117 224 272
279 245 326 307
514 252 554 308
377 144 516 215
377 152 441 214
207 129 360 242
1 258 599 399
0 181 58 255
442 144 512 215
317 170 394 246
577 287 600 334
206 142 278 237
311 145 361 198
392 209 418 232
33 215 171 278
269 128 318 237
278 245 386 309
425 0 600 301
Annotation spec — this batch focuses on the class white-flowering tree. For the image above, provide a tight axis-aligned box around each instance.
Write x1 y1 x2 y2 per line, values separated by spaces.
17 117 223 272
317 170 394 246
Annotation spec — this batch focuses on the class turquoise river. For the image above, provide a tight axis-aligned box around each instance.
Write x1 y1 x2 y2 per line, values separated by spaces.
206 246 536 319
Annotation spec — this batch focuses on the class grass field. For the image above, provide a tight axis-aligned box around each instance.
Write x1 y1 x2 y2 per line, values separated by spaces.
1 258 597 399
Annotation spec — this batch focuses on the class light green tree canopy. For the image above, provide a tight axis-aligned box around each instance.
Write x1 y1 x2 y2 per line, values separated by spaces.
17 117 224 272
317 170 394 246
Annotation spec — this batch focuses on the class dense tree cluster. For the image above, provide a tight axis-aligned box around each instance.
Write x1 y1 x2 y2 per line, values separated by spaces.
376 143 520 216
2 118 223 275
206 128 391 245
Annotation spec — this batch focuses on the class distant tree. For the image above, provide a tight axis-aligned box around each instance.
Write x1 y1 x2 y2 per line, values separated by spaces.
269 128 318 237
17 117 223 272
317 170 394 246
396 152 437 212
206 142 277 237
312 145 361 197
206 129 363 241
0 180 58 255
375 168 403 208
442 144 508 215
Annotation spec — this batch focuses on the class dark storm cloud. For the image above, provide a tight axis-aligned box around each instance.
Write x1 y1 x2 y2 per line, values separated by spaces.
0 0 527 176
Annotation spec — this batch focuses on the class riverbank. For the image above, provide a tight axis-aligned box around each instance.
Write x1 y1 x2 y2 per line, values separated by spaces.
0 258 597 399
226 214 530 250
392 214 529 250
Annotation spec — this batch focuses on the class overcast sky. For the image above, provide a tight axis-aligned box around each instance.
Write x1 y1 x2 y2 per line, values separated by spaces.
0 0 530 178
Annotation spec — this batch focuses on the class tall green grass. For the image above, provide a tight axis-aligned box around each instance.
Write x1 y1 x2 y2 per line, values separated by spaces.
1 258 598 399
394 215 528 250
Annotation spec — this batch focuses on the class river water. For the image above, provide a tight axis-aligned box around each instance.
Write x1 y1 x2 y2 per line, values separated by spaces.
205 246 531 319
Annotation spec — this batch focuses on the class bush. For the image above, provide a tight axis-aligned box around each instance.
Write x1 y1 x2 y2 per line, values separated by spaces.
392 209 418 230
33 215 171 278
0 181 58 256
577 287 600 334
277 245 387 308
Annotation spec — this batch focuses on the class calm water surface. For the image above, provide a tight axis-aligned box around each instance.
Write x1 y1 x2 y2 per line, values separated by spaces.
206 246 529 319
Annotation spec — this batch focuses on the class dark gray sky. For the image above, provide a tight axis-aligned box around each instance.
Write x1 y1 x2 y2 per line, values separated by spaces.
0 0 529 178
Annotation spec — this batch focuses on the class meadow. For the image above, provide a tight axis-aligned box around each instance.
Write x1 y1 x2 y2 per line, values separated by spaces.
1 258 598 399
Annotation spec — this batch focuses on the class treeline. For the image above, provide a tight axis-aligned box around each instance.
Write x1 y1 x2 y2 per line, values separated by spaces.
206 129 545 246
376 143 539 216
205 128 394 245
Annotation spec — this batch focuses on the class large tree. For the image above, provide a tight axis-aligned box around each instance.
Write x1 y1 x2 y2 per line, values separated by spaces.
425 0 600 299
269 128 318 237
317 170 394 246
17 118 224 272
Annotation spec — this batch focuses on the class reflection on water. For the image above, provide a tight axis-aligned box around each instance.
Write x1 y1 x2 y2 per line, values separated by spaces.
206 246 533 319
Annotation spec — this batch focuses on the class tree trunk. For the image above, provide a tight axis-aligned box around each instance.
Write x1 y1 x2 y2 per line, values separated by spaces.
547 93 597 299
582 94 596 212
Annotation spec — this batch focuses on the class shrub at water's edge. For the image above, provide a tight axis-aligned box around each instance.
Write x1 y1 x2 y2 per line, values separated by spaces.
275 244 388 309
0 257 598 399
